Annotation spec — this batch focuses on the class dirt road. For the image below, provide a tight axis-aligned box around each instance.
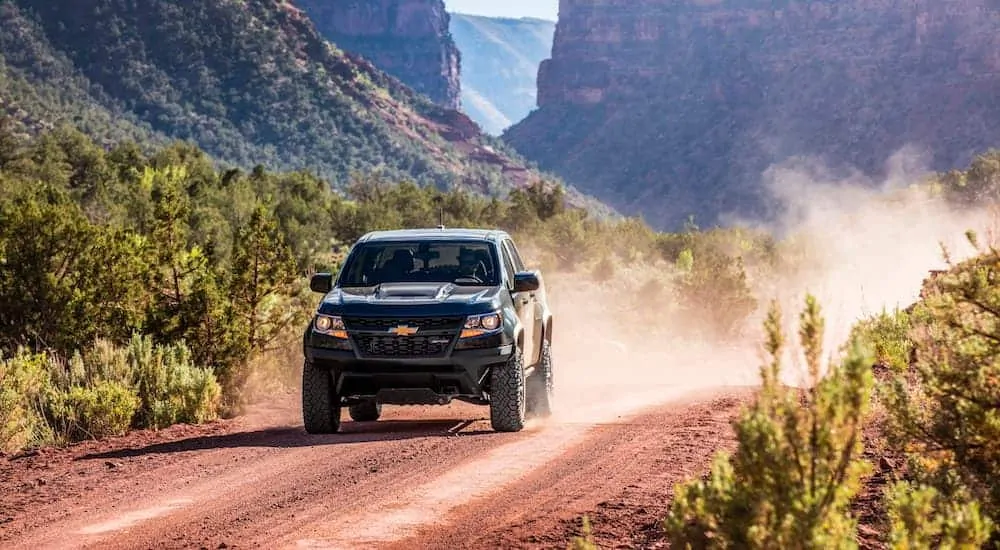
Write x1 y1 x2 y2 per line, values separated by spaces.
0 383 749 550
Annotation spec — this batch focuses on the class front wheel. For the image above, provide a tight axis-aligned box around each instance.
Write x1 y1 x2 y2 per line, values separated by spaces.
489 349 527 432
302 360 342 434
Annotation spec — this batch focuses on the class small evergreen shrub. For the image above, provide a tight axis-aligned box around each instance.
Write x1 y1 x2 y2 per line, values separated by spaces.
849 309 915 372
886 481 992 549
0 350 51 453
53 381 140 440
664 296 874 548
885 237 1000 527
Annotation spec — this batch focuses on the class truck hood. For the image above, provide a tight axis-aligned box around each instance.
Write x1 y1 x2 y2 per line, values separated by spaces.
318 282 503 317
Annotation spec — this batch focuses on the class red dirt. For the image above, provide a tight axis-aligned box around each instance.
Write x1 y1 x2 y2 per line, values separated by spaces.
0 388 753 550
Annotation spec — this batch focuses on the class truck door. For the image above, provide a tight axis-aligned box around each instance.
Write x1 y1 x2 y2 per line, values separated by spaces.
501 239 537 366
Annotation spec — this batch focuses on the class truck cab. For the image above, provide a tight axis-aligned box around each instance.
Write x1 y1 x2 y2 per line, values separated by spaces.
301 228 554 433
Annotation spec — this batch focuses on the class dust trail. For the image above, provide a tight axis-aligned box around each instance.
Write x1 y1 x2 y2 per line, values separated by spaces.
538 147 993 409
748 150 992 378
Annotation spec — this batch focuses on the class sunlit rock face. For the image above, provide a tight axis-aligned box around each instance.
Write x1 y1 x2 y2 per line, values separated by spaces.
300 0 461 109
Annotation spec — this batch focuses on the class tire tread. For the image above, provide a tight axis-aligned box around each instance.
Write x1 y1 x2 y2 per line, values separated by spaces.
302 360 341 434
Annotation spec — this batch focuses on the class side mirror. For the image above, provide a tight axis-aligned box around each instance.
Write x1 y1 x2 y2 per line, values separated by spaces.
513 271 541 293
310 273 334 294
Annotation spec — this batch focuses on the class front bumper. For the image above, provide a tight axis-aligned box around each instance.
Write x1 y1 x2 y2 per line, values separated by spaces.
304 334 514 404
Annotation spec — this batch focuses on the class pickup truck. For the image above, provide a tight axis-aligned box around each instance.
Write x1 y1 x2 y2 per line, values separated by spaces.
301 228 555 433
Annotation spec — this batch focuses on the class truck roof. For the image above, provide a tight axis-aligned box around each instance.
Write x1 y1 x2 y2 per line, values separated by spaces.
357 228 508 243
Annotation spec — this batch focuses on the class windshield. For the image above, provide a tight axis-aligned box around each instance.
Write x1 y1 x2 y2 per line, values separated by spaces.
338 240 500 287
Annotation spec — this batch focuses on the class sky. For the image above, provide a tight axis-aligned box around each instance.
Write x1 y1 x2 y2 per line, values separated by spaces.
444 0 558 21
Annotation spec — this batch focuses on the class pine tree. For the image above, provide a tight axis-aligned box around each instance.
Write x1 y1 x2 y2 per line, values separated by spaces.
229 203 299 354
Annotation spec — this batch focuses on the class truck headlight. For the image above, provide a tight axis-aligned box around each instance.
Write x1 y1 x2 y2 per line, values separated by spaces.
314 315 347 339
461 312 502 338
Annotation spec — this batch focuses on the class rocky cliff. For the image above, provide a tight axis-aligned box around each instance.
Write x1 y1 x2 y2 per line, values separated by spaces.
506 0 1000 229
297 0 461 109
449 14 555 135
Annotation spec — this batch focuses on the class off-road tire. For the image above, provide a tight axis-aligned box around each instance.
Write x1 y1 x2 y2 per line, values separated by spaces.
302 360 341 434
349 400 382 422
490 349 527 432
527 340 554 418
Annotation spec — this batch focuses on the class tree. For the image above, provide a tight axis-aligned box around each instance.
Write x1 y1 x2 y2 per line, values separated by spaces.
230 203 299 353
146 165 198 337
0 186 151 353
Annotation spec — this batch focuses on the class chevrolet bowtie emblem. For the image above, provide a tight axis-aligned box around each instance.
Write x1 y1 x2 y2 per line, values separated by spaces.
388 325 419 336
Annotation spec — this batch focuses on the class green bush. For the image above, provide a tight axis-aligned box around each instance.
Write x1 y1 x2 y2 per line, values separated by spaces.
2 335 223 452
886 481 992 549
0 350 51 454
126 335 221 429
664 296 874 549
53 381 140 440
674 244 757 338
591 256 616 282
568 516 599 550
849 308 915 372
885 239 1000 526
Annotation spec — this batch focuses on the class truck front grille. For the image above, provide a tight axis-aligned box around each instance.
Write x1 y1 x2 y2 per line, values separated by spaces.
352 334 454 358
345 316 464 358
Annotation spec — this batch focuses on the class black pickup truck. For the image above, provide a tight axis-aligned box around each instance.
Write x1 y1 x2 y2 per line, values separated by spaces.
301 228 555 433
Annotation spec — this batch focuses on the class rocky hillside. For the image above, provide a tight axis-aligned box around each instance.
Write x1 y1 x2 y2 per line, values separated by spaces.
449 14 555 135
297 0 461 110
505 0 1000 229
0 0 562 197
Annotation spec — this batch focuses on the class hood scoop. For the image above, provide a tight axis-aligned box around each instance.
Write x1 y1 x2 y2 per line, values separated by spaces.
374 283 455 301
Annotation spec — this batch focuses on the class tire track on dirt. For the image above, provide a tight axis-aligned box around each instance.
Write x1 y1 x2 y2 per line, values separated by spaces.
382 391 752 550
274 387 750 550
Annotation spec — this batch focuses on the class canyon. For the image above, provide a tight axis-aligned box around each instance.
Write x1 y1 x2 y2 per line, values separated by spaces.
449 14 555 135
505 0 1000 228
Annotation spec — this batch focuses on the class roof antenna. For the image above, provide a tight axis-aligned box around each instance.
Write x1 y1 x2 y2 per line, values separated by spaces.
434 195 445 229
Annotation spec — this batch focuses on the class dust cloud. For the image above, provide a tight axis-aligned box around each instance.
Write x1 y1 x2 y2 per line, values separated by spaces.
537 147 995 423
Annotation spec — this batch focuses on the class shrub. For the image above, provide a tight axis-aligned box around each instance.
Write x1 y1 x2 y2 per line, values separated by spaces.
127 335 221 429
664 295 874 549
885 239 1000 525
53 381 140 440
886 481 992 549
849 309 915 372
567 516 599 550
674 245 757 339
0 350 52 453
591 256 615 282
